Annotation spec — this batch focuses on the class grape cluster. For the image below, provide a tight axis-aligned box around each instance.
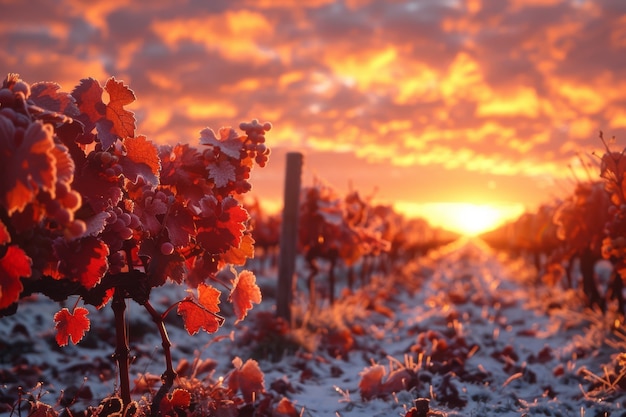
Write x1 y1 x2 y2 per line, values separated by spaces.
0 76 33 143
240 119 271 168
0 74 31 107
90 150 123 181
102 207 139 248
40 194 87 240
100 206 141 272
51 182 86 239
136 188 178 256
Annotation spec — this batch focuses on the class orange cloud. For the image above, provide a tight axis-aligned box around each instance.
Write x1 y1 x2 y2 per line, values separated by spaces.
323 46 399 89
440 53 489 104
151 10 275 61
476 87 542 118
65 0 131 34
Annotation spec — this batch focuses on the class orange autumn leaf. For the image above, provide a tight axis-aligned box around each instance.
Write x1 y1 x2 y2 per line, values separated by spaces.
228 357 265 403
222 233 255 265
159 388 191 416
104 77 136 140
53 307 90 346
229 270 261 323
273 397 300 417
197 282 221 313
358 364 386 400
177 283 224 335
120 135 160 186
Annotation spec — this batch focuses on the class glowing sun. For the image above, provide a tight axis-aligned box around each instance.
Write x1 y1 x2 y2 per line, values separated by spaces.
395 202 525 237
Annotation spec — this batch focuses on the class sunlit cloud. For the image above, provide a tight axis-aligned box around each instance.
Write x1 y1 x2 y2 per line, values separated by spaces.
151 10 276 61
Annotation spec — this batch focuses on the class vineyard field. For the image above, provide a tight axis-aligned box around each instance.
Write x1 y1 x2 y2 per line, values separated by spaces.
2 238 625 416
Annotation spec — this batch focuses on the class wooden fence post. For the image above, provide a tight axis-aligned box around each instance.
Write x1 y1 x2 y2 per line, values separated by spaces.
276 152 303 323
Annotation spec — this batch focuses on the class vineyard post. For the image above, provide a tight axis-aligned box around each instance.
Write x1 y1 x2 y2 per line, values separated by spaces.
277 152 303 323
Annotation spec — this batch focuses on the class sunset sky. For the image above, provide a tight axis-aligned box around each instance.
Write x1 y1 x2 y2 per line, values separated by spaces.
2 0 625 235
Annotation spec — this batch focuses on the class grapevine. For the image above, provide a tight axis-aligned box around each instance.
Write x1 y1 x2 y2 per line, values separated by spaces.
0 73 270 413
481 132 626 316
297 179 391 307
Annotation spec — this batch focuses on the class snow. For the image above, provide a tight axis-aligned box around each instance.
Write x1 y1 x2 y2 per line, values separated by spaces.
2 237 626 416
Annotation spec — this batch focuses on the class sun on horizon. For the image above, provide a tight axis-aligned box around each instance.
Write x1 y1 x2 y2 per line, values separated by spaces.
395 201 526 237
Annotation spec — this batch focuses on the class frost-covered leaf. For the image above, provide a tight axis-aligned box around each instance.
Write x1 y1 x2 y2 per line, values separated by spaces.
82 211 111 237
199 127 242 159
208 159 236 188
30 82 80 117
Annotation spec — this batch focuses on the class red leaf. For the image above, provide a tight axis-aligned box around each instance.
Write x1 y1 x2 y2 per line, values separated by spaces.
118 135 160 186
159 388 191 416
53 236 109 289
196 196 249 254
0 245 32 309
71 77 136 150
229 270 261 323
185 254 219 288
228 357 265 403
158 144 210 205
53 307 90 346
177 283 224 335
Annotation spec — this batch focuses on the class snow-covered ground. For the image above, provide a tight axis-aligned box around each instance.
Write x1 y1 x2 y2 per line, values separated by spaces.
2 237 626 416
